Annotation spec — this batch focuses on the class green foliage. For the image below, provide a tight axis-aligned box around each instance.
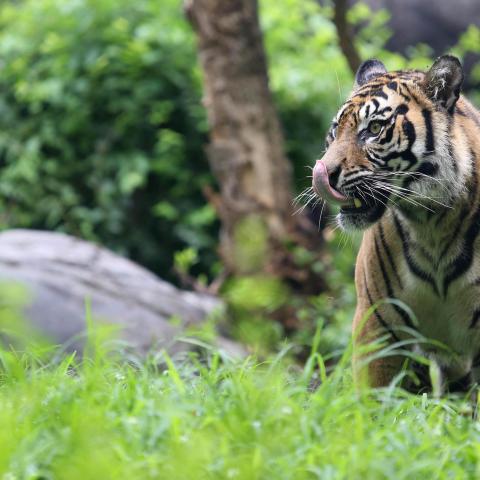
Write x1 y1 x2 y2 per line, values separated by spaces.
0 0 402 283
220 231 359 357
261 0 352 191
174 247 199 277
0 0 469 288
451 25 480 105
0 0 217 280
223 275 289 352
0 282 52 352
291 231 359 357
1 329 480 478
0 0 436 285
232 215 270 274
226 276 290 312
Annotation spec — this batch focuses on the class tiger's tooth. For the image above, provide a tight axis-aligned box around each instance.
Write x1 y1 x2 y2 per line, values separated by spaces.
353 198 362 208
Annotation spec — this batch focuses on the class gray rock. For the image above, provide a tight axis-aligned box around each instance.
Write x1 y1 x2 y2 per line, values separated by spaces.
0 229 228 355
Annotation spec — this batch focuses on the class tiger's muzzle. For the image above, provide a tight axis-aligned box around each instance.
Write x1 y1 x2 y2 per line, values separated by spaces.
312 160 351 206
312 158 387 229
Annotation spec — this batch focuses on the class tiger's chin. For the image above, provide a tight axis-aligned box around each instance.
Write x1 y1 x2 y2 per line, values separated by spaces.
337 202 387 231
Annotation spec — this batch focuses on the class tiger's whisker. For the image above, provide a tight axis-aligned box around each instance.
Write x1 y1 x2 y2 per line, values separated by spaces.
372 181 452 209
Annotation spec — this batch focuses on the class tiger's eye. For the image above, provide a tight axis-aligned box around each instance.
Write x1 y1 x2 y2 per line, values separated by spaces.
368 121 383 135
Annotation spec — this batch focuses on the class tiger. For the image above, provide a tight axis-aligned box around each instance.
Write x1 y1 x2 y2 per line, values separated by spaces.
312 54 480 393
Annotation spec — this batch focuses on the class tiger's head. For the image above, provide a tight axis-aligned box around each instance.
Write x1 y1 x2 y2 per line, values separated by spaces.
312 55 465 230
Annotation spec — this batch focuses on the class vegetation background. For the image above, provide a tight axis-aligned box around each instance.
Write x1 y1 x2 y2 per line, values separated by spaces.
1 0 480 477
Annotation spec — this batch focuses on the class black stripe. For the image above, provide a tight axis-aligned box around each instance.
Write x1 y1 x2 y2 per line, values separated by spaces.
393 213 439 295
395 104 409 116
378 222 403 288
366 151 384 167
402 83 422 104
380 111 418 168
470 309 480 329
374 235 415 329
356 82 385 93
421 109 435 153
417 244 435 264
397 84 411 102
372 90 388 100
473 352 480 368
443 205 480 296
381 120 417 167
363 270 400 342
402 119 416 146
379 122 395 145
438 205 468 260
439 149 477 260
417 161 438 176
356 89 388 100
336 104 356 125
443 151 480 295
343 176 369 188
377 106 392 116
403 162 438 190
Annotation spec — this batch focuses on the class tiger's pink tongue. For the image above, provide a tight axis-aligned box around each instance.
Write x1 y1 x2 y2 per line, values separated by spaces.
312 160 350 205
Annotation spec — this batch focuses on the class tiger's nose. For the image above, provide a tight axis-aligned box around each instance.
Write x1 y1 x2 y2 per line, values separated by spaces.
329 166 341 189
312 160 350 205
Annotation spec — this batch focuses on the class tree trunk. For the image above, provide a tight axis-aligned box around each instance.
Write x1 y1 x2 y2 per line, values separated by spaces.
185 0 322 292
332 0 362 74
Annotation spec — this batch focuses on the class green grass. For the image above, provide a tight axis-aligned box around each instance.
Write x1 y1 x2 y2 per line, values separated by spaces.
1 333 480 480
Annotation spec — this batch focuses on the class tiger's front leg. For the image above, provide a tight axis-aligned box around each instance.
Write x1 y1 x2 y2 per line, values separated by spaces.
352 303 406 389
352 249 414 390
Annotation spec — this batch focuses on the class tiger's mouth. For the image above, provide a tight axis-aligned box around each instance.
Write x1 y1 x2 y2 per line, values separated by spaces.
312 159 390 229
339 193 383 214
339 198 373 214
338 193 388 229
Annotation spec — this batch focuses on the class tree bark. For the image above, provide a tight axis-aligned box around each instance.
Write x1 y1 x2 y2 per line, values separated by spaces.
332 0 362 74
185 0 322 289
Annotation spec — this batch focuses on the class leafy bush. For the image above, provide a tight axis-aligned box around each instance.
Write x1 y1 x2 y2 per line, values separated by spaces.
0 0 217 280
0 0 400 283
0 0 420 276
0 0 446 295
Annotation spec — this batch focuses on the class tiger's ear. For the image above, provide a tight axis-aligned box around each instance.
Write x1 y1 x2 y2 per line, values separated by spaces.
423 55 463 113
354 59 387 88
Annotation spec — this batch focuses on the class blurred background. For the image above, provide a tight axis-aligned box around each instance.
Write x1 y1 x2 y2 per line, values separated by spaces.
0 0 479 361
